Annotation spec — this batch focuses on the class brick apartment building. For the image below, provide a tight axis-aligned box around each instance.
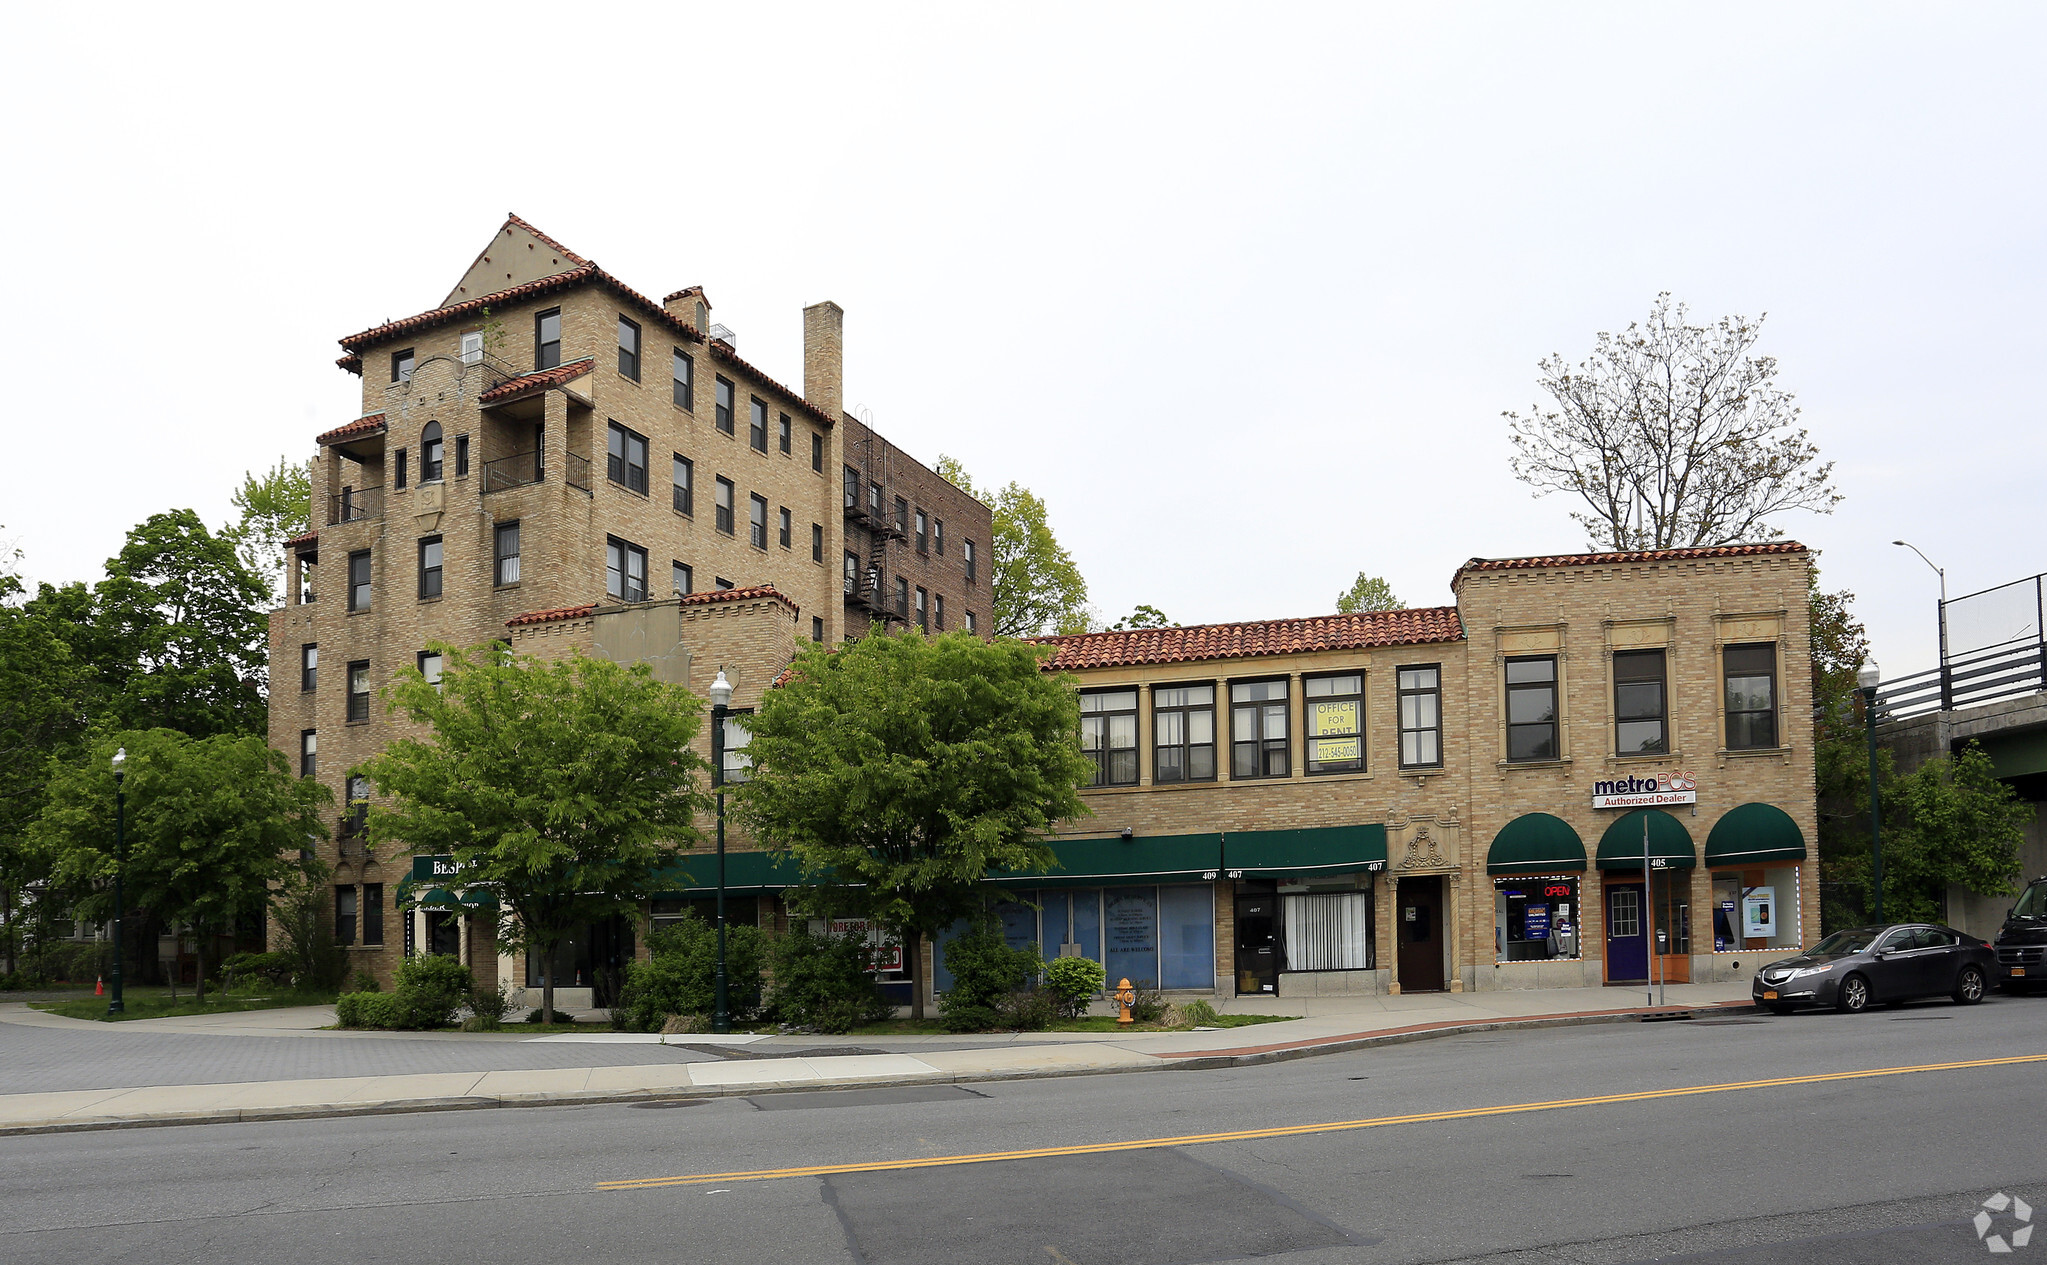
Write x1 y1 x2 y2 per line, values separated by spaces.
268 215 987 996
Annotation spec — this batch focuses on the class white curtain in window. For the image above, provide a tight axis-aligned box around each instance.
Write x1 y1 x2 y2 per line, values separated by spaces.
1283 892 1372 971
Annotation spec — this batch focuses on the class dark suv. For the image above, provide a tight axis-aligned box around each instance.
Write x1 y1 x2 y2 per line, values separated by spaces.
1996 877 2047 993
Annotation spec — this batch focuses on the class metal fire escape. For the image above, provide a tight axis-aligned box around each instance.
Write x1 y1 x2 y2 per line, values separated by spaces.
844 424 908 626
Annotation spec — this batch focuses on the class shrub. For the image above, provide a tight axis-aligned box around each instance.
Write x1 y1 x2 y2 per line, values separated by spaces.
467 981 511 1030
1128 981 1168 1025
766 926 895 1033
335 991 400 1029
996 985 1057 1031
222 952 293 991
350 970 381 993
1178 999 1222 1027
937 924 1041 1031
389 954 472 1030
1043 956 1106 1020
611 913 768 1033
524 1007 554 1024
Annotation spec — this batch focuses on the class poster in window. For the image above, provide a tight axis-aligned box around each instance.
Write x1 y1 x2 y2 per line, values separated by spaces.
1523 903 1550 942
1310 700 1360 737
1742 888 1776 939
816 917 905 972
1314 737 1361 764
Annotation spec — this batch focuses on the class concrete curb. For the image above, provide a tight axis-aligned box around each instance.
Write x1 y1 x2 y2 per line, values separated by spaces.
0 1001 1760 1138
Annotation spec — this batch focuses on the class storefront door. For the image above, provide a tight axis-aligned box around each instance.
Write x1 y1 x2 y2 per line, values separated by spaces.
1234 890 1278 994
1605 883 1648 982
1396 876 1444 993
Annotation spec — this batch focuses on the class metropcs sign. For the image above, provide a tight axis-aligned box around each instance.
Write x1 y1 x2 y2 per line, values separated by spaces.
1591 771 1698 810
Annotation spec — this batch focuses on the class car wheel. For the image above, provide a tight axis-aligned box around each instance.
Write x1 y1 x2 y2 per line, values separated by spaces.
1764 1003 1795 1016
1953 966 1986 1005
1836 973 1872 1013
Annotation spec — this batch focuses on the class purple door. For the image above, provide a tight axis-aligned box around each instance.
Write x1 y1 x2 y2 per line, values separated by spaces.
1606 884 1648 982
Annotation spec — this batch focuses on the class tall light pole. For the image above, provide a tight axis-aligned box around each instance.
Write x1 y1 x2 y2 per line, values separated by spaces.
1893 541 1949 710
708 668 732 1035
108 747 126 1017
1857 662 1883 923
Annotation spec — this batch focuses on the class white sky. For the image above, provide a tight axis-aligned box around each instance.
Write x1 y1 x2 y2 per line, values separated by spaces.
4 3 2042 683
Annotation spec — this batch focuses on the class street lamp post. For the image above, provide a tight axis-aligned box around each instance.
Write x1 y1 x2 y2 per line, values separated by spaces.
1893 541 1949 710
108 747 126 1017
1857 662 1883 923
708 668 732 1035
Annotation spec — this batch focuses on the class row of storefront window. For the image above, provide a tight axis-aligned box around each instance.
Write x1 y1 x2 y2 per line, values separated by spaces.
1077 644 1779 787
1492 865 1801 965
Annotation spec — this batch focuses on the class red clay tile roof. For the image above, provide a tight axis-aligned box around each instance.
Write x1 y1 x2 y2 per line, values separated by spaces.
1028 607 1465 672
706 342 836 429
507 212 589 266
315 413 387 446
1454 542 1808 586
506 584 798 629
284 530 319 550
663 285 704 304
478 357 596 404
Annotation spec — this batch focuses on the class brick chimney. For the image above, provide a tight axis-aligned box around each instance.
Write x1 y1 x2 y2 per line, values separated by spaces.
803 301 844 422
664 286 710 334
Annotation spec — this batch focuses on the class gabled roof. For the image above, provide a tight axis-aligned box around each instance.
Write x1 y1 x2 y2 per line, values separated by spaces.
315 413 387 446
284 529 319 550
1028 607 1465 672
506 584 798 629
1454 542 1808 587
478 356 596 405
442 213 592 307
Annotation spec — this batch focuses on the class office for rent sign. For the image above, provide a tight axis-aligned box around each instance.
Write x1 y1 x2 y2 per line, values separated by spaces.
1591 771 1698 809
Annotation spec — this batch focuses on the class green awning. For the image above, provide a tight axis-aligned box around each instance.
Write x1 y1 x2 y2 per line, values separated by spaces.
1224 824 1387 877
1595 809 1696 870
1487 813 1587 875
1705 802 1808 866
393 876 497 909
991 833 1221 889
652 850 811 897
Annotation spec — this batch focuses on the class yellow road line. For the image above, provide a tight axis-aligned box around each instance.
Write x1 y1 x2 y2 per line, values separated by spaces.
596 1051 2047 1192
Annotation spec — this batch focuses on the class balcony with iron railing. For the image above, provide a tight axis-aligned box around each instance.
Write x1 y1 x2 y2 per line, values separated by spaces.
326 485 384 526
482 450 591 496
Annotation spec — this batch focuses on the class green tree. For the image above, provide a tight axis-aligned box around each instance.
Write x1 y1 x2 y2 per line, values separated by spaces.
1335 573 1402 613
360 645 710 1023
732 631 1092 1019
1109 605 1174 630
32 729 330 1000
1809 570 1876 931
1506 293 1841 550
935 457 1089 638
1872 743 2032 923
225 457 313 607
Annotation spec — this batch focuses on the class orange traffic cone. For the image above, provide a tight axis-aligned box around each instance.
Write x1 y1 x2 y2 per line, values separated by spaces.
95 976 104 996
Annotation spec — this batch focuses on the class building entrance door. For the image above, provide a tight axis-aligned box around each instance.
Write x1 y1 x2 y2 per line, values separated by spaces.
1396 876 1445 993
1606 883 1648 982
1234 889 1278 995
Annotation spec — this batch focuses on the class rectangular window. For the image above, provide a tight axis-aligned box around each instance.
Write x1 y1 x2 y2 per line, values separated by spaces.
421 428 443 482
915 586 928 631
1398 665 1442 768
749 494 769 548
869 481 883 515
335 887 357 947
965 540 977 583
893 496 908 534
812 431 824 472
343 774 369 839
1495 877 1582 963
672 349 694 409
1304 674 1364 775
843 465 860 511
494 521 521 586
535 308 561 370
1724 643 1779 749
716 577 734 590
894 576 909 618
1614 649 1669 755
347 661 370 722
361 885 383 946
454 434 469 477
935 594 945 630
1282 892 1374 971
966 610 978 635
812 616 824 642
417 536 443 599
672 561 693 596
1506 656 1559 761
672 455 693 514
749 398 769 453
1153 684 1216 783
617 314 641 380
417 650 443 689
715 478 735 534
1080 689 1140 787
812 523 824 563
778 506 792 549
844 551 860 597
299 729 317 777
347 550 371 612
1230 679 1291 779
606 537 648 602
778 413 791 454
301 644 318 692
915 509 929 553
606 422 649 494
458 330 482 366
934 518 945 556
715 377 735 434
391 349 414 383
393 448 408 490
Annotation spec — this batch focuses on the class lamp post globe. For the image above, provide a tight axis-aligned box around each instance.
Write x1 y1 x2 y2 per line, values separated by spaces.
108 746 126 1016
708 669 732 1034
1857 662 1883 922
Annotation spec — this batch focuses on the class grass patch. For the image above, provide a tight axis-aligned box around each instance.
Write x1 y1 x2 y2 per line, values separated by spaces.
33 988 340 1023
844 1012 1299 1036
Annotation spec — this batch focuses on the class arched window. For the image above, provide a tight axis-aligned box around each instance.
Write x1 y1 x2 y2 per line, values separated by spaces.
420 422 444 482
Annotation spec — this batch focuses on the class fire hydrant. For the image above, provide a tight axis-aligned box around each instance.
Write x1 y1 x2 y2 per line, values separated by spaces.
1113 977 1137 1025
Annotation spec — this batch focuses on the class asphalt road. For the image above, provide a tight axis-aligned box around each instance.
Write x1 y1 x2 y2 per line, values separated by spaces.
6 995 2044 1264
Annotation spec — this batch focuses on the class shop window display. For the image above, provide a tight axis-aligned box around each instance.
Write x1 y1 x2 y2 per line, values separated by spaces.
1710 867 1800 951
1282 890 1373 970
1494 876 1580 962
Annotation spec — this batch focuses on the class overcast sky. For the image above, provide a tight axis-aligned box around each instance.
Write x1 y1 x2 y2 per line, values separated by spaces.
5 3 2042 683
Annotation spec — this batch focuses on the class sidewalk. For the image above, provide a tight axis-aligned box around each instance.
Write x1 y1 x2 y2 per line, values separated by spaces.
0 982 1755 1136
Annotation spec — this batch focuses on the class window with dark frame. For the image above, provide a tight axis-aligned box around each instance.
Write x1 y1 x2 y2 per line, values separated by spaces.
335 887 357 947
966 609 978 634
391 349 414 383
715 478 735 534
749 398 769 452
1305 674 1365 774
715 377 735 434
347 550 371 612
606 536 648 602
454 434 469 477
869 481 883 515
778 413 791 454
716 577 734 590
417 536 443 599
343 774 369 839
844 551 860 596
301 644 317 692
915 586 928 631
347 661 370 722
843 465 860 510
965 539 977 583
672 561 693 596
535 308 561 370
778 506 792 549
1080 689 1139 787
617 315 642 380
893 496 908 534
750 494 769 549
393 448 407 490
1231 679 1291 779
606 421 650 494
494 521 521 586
417 650 443 689
1152 684 1215 783
421 422 444 481
361 885 383 946
812 523 823 562
1613 649 1669 755
300 729 317 777
935 594 945 630
934 518 944 556
812 431 824 472
812 616 824 642
1724 643 1779 749
1505 656 1559 761
914 509 928 553
893 576 909 618
1397 665 1443 768
672 455 693 514
673 348 694 409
